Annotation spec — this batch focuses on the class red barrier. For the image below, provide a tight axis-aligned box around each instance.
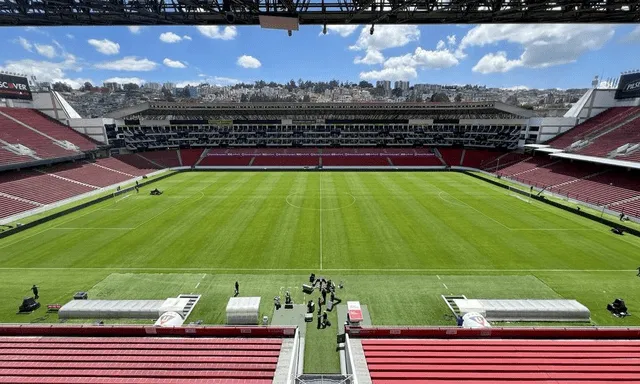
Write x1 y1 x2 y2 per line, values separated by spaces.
346 326 640 339
0 325 296 338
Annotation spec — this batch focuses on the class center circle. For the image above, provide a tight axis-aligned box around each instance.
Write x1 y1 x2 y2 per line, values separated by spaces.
285 192 357 211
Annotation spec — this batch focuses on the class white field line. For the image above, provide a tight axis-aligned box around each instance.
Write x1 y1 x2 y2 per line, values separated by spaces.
319 173 323 270
0 267 631 272
442 283 449 290
437 191 511 230
116 194 132 203
436 275 441 280
53 227 135 230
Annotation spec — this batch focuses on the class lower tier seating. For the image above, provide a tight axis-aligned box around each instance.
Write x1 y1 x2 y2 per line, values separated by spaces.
550 169 640 206
0 171 95 206
139 150 181 168
360 338 640 383
0 195 39 219
0 335 284 383
180 149 204 166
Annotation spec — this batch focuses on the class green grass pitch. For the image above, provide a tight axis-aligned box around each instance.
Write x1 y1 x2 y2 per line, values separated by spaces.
1 171 640 372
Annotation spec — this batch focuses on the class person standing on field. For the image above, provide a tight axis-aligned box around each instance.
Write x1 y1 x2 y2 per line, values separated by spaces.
31 285 39 299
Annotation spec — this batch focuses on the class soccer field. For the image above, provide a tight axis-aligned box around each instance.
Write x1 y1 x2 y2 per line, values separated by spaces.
2 171 640 330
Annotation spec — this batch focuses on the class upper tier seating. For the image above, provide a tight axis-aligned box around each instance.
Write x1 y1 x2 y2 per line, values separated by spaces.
0 148 34 167
0 108 97 151
360 337 640 383
481 152 530 171
547 107 640 149
576 117 640 157
0 113 78 160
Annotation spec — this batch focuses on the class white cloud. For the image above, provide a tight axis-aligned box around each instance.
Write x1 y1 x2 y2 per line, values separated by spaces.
34 44 56 58
196 26 237 40
183 35 192 41
501 85 530 91
16 37 32 52
360 66 418 82
447 35 457 46
320 25 359 37
383 47 459 70
95 56 157 71
104 77 146 85
350 25 420 52
128 26 143 34
625 26 640 43
175 76 240 88
66 34 74 39
472 51 522 74
354 50 384 65
0 54 88 88
159 32 184 43
88 38 120 55
163 58 187 68
459 24 615 71
436 40 446 50
237 55 261 69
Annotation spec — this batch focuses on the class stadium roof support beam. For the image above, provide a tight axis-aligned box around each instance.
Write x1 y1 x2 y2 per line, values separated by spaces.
1 0 638 26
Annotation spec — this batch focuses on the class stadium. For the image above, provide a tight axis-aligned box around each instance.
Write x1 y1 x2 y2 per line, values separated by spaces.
2 11 640 383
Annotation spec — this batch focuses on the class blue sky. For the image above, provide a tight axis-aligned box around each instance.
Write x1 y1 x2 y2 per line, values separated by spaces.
1 24 639 89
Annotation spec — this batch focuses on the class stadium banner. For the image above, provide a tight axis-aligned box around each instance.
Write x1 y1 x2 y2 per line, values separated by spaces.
208 119 233 126
615 73 640 99
0 74 32 100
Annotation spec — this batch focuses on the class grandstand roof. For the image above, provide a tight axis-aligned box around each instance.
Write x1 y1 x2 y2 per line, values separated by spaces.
2 0 638 26
550 152 640 170
107 101 534 120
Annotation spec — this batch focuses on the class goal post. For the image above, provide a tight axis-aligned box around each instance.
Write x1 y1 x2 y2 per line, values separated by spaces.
507 185 531 203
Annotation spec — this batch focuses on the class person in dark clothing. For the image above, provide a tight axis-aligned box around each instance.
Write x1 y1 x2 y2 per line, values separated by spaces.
321 288 327 303
322 311 328 328
620 212 625 221
318 297 322 314
31 285 39 299
234 281 239 296
135 180 139 187
317 313 322 329
637 266 640 277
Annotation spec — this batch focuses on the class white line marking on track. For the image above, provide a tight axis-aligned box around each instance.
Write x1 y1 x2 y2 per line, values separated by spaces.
437 275 441 280
0 268 631 272
116 194 132 203
442 283 448 289
194 282 200 289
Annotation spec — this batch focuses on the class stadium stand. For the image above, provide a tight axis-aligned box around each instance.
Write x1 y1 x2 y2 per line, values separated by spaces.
138 150 181 168
0 108 98 151
547 107 640 150
0 170 95 206
0 148 34 168
199 149 254 166
438 148 464 166
550 168 640 206
180 148 204 167
42 162 133 188
0 195 39 219
112 154 161 172
506 161 603 190
495 156 555 177
0 325 296 384
460 149 503 169
348 327 640 383
576 116 640 157
0 113 78 160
